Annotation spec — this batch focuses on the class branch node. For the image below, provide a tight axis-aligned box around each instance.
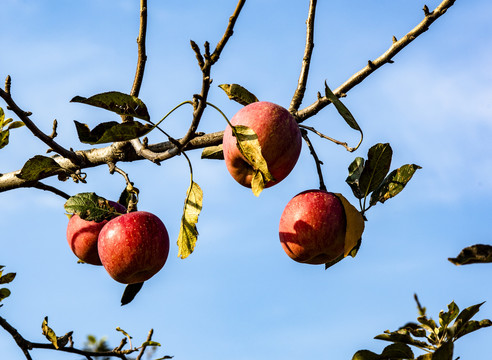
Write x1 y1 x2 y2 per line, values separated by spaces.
367 60 376 70
423 5 430 16
392 35 398 43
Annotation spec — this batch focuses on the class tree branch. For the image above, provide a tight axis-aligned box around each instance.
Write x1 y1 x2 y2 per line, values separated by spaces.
0 315 170 360
179 0 246 148
289 0 317 113
0 86 83 165
296 0 456 122
131 0 148 97
0 131 223 193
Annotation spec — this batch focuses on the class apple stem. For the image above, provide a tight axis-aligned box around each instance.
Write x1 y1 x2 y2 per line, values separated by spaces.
301 129 326 192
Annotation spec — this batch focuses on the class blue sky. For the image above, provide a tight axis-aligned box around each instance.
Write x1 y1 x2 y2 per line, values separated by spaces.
1 1 492 359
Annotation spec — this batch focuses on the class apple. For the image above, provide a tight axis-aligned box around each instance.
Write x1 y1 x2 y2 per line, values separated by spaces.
222 101 302 188
279 190 347 264
97 211 170 284
66 201 126 265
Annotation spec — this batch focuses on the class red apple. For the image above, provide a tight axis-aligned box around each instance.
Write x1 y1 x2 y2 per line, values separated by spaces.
279 190 347 264
222 101 302 188
66 201 126 265
97 211 170 284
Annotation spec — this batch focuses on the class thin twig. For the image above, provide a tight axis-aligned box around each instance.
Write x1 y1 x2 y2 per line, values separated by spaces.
210 0 246 64
301 129 326 191
0 87 83 165
289 0 317 113
131 0 148 97
299 124 358 152
296 0 456 122
30 181 71 199
179 0 246 148
135 329 154 360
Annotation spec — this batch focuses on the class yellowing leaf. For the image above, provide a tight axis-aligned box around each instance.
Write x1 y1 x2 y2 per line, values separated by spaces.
177 181 203 259
251 170 265 197
42 317 59 349
233 125 274 196
219 83 258 106
334 193 365 257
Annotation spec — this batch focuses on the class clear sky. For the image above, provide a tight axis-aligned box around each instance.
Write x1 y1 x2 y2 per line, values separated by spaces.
1 1 492 359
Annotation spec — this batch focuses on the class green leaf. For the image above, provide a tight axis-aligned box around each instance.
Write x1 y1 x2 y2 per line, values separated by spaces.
431 341 454 360
352 344 414 360
450 302 490 340
71 91 150 121
0 107 24 150
380 343 415 359
42 316 59 349
325 82 363 149
121 282 144 306
452 319 492 340
219 83 259 106
448 244 492 265
74 120 154 144
438 301 459 331
233 125 275 196
375 329 433 350
346 157 365 199
352 350 379 360
16 155 68 181
370 164 421 206
0 130 10 149
7 121 24 130
64 192 124 222
0 272 16 284
177 181 203 259
201 144 224 160
358 143 393 197
0 288 11 301
417 315 438 334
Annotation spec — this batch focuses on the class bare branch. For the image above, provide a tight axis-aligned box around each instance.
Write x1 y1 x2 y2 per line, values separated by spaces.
131 0 148 97
210 0 246 64
135 329 154 360
0 131 224 193
0 87 83 165
289 0 317 113
296 0 456 122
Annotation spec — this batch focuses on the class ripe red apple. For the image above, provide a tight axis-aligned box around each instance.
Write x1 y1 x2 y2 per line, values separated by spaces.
279 190 347 264
66 201 126 265
222 101 302 188
97 211 170 284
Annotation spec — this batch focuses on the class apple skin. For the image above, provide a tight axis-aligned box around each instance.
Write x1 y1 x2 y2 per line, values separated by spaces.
279 190 347 264
66 201 126 266
97 211 170 284
222 101 302 188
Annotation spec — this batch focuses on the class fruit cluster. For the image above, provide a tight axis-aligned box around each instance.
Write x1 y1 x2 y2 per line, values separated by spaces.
222 101 365 266
67 203 170 284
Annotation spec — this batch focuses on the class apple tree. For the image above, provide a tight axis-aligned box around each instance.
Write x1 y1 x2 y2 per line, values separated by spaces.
0 1 491 359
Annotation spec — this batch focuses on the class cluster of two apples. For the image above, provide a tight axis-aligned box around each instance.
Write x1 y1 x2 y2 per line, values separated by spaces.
223 101 361 264
66 204 170 284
